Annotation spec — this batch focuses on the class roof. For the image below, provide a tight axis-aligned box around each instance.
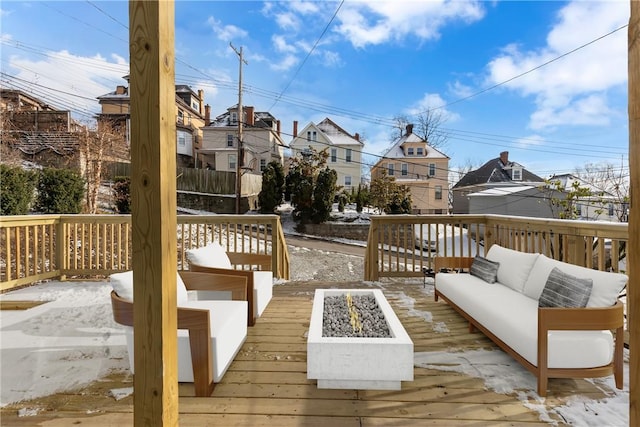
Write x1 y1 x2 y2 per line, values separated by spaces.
315 118 363 146
467 185 538 197
453 156 544 189
547 173 612 197
381 132 449 160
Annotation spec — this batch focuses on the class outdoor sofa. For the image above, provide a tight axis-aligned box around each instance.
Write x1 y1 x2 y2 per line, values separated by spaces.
434 244 626 397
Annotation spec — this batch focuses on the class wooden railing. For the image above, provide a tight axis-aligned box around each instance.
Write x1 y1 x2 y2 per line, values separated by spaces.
0 214 290 291
365 214 629 281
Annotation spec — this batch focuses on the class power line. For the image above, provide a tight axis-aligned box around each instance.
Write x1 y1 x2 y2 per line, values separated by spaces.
269 0 344 111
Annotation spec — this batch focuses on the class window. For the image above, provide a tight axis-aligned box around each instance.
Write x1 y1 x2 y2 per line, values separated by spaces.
345 176 352 187
401 163 408 176
177 109 184 125
228 154 236 170
512 167 522 181
388 163 394 176
435 185 442 200
576 204 582 216
230 112 238 124
260 159 267 171
331 148 337 163
346 149 352 163
307 130 317 141
429 163 436 176
407 147 414 156
416 147 424 156
191 100 199 111
608 203 614 216
178 132 186 147
227 134 234 147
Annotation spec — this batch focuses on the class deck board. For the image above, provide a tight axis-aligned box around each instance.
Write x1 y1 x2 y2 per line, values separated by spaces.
1 279 621 426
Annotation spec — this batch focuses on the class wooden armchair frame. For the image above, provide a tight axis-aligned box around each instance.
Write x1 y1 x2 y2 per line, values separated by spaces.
189 252 272 327
434 256 625 397
110 271 248 397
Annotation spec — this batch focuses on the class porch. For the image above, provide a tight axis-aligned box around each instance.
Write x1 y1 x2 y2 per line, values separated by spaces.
0 277 624 426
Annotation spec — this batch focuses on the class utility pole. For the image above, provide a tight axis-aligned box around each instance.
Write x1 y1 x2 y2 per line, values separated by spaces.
231 43 247 214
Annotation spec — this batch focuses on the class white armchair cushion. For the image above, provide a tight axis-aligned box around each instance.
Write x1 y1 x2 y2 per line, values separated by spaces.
486 245 539 293
109 270 188 305
123 299 247 383
186 243 232 269
253 271 273 316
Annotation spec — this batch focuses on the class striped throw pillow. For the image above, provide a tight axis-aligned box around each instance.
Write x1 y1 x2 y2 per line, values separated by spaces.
539 267 593 308
470 256 500 284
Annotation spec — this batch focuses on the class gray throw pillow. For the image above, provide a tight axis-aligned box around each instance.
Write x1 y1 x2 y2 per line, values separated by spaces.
470 256 500 284
539 267 593 308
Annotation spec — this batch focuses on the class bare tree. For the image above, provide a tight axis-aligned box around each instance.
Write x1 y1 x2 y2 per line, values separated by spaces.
392 109 450 149
78 121 128 214
574 160 630 222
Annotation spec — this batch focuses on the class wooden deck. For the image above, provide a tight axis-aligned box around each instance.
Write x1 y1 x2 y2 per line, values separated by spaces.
0 279 620 426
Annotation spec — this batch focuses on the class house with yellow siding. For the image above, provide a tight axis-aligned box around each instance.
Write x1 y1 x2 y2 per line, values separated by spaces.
371 124 450 214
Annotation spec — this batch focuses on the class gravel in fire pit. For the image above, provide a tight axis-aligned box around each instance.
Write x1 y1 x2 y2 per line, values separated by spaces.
322 294 391 338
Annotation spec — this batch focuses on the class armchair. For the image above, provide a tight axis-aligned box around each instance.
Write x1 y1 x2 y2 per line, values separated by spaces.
109 270 248 397
186 242 273 327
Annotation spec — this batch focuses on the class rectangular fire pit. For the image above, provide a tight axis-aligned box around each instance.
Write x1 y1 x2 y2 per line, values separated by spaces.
307 289 414 390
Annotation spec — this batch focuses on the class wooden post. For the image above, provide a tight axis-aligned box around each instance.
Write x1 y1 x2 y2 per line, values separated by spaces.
629 1 639 425
129 1 178 425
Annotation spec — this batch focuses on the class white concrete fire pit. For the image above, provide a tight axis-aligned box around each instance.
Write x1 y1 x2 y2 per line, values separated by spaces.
307 288 414 390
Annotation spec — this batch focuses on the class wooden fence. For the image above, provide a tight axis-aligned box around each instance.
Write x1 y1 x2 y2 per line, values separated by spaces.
0 214 289 291
364 214 629 281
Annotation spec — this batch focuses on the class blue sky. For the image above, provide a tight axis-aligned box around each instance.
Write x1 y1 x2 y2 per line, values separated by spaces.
0 1 631 180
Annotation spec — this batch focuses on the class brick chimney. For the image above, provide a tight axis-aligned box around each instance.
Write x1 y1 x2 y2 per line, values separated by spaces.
406 124 414 135
245 106 255 126
116 85 127 95
293 120 298 138
198 89 204 114
204 104 211 126
354 132 360 141
500 151 509 165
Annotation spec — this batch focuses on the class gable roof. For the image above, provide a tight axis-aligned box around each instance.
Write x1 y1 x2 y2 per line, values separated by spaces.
453 153 544 189
548 173 613 197
292 118 363 147
381 130 449 160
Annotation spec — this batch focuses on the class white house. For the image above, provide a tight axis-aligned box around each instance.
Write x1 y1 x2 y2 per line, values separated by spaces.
289 118 364 192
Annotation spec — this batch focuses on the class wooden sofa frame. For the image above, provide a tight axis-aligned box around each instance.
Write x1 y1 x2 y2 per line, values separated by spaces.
110 271 248 397
434 256 624 397
189 251 271 327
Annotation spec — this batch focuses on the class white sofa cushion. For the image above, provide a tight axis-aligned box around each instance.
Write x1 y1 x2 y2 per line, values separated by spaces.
123 299 247 382
522 254 627 307
186 243 232 269
436 272 614 369
110 270 188 305
486 245 539 293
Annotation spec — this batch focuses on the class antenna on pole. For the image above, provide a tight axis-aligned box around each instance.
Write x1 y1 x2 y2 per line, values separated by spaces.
230 43 248 214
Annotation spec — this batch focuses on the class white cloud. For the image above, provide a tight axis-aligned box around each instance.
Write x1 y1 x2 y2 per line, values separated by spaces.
272 34 297 54
334 0 485 48
485 1 628 130
7 49 128 122
406 93 460 123
270 54 299 72
448 80 475 99
207 16 248 42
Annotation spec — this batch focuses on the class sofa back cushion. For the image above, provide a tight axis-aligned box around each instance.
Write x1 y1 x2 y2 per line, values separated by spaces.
486 245 539 293
522 254 627 307
110 270 189 305
186 242 232 269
